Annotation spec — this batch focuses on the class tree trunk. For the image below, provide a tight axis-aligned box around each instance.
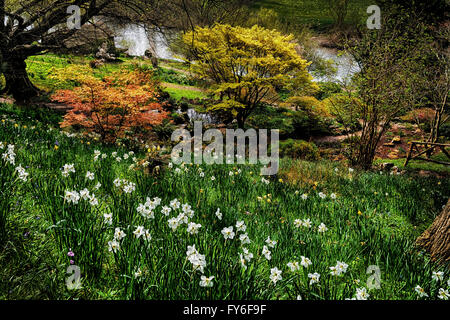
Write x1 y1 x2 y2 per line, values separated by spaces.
416 198 450 263
1 55 40 103
237 114 245 129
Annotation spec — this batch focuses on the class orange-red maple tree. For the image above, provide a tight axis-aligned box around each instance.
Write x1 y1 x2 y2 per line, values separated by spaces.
52 70 169 143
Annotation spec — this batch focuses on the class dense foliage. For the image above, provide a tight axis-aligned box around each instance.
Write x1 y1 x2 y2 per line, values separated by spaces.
182 24 317 127
52 70 169 143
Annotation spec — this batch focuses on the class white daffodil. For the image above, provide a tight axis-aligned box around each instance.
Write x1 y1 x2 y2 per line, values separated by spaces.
242 248 253 262
302 219 312 228
221 226 235 240
236 220 246 232
108 240 120 253
300 256 312 268
64 190 80 204
415 285 429 298
239 233 251 244
85 171 94 180
168 217 180 231
103 213 112 225
262 245 271 260
114 228 126 241
432 271 444 282
270 267 282 285
79 188 90 201
294 219 302 228
170 198 180 210
287 261 300 272
215 208 222 220
308 272 320 285
356 287 370 300
318 223 328 233
438 288 449 300
133 226 146 239
199 276 214 287
187 222 202 235
161 206 171 216
265 236 277 248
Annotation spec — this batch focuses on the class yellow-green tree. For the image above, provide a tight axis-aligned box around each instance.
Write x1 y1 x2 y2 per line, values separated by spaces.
183 24 316 127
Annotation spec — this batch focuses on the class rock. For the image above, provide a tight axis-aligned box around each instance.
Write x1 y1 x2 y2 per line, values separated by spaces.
95 42 116 62
381 162 395 170
419 170 432 177
63 21 115 54
144 49 158 68
90 59 105 69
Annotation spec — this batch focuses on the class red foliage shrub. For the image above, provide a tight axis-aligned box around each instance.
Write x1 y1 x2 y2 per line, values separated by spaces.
52 70 169 143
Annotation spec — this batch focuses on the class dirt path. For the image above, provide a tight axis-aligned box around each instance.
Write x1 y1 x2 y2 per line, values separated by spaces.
160 82 206 92
0 97 14 105
312 132 360 143
159 63 193 77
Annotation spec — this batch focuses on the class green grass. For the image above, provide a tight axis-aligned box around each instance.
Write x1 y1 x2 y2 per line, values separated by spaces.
25 54 157 93
251 0 372 31
25 53 205 106
375 153 450 175
162 86 208 101
0 103 449 300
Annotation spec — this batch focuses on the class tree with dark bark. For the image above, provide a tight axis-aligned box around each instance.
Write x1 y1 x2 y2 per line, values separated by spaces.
0 0 255 103
0 0 170 103
0 1 106 102
416 198 450 263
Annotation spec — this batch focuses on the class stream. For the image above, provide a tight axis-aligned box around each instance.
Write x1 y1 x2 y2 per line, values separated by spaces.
109 23 360 123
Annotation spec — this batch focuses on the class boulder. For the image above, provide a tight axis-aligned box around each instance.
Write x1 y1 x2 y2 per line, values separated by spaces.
144 49 159 68
63 21 115 55
381 162 395 170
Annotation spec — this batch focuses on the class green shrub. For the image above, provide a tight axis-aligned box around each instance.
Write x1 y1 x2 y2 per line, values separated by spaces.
315 81 342 100
247 105 295 137
291 109 332 138
323 93 362 132
155 68 197 86
153 118 178 141
279 139 320 160
247 104 331 139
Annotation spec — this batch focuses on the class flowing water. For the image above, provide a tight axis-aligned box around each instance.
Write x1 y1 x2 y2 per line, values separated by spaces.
110 23 359 82
313 47 360 83
109 23 178 60
109 23 359 124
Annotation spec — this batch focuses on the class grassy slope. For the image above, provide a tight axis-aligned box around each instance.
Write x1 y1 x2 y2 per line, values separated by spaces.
24 54 205 102
0 103 449 299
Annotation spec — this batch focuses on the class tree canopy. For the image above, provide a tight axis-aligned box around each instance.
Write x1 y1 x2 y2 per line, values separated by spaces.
182 24 316 127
